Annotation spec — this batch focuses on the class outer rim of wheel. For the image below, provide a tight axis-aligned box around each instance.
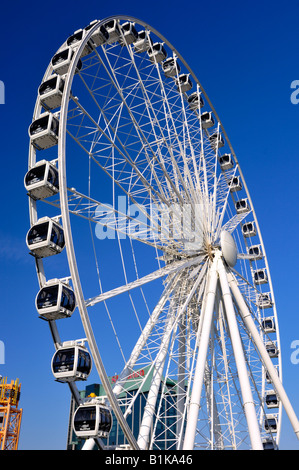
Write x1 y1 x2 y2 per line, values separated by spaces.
28 14 282 448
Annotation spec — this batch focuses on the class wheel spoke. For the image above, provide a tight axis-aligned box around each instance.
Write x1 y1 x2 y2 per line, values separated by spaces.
86 254 204 307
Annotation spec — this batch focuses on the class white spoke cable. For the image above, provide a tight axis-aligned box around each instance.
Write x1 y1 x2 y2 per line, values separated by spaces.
112 272 181 397
86 254 205 307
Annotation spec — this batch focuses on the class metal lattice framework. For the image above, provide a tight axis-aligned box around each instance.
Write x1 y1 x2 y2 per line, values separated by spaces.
0 378 23 450
26 15 299 450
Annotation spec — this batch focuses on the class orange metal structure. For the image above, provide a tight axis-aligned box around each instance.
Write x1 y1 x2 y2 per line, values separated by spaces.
0 377 23 450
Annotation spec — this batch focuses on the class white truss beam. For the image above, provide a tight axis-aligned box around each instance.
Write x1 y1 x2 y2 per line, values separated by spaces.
217 257 263 450
227 269 299 441
183 253 219 449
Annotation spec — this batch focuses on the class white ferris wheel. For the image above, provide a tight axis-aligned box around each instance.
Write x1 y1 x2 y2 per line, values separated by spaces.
25 15 299 450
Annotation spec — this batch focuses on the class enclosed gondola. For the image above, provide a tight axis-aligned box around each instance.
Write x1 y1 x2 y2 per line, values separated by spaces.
104 19 121 44
38 74 65 110
162 57 181 78
26 216 65 258
258 292 273 309
24 160 59 200
29 113 59 150
176 74 193 93
265 390 279 409
51 341 92 382
262 439 276 450
36 278 76 320
67 29 92 57
264 414 278 433
148 42 167 63
262 317 276 333
228 176 242 192
242 221 256 238
87 22 109 46
201 111 214 129
73 399 112 438
253 268 268 285
266 341 279 358
187 91 204 112
134 30 153 53
51 48 82 76
247 244 263 260
219 153 234 171
119 22 138 45
235 198 250 214
209 131 225 149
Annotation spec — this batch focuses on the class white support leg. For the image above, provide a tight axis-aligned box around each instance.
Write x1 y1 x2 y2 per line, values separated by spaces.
82 438 95 450
183 254 219 450
217 257 263 450
227 270 299 440
177 315 188 449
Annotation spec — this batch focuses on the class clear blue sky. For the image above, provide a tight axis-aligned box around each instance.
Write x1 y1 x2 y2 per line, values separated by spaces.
0 0 299 450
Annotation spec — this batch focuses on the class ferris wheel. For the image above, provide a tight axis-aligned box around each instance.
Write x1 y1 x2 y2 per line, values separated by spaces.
25 15 299 450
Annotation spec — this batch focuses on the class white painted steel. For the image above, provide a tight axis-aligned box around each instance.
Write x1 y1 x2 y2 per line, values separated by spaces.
183 254 219 450
220 230 238 267
82 438 95 450
26 13 296 451
86 255 203 307
57 20 140 450
227 270 299 440
217 257 263 450
137 304 178 449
